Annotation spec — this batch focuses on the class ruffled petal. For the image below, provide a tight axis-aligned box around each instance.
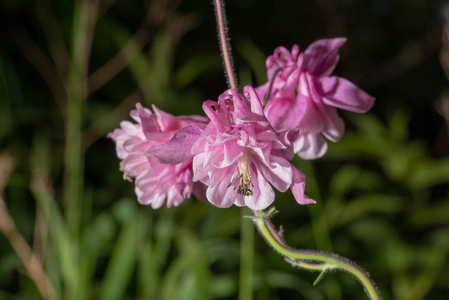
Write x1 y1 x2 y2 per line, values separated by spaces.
245 164 275 210
192 153 210 183
243 85 264 116
135 183 166 208
122 153 149 177
136 104 160 139
166 188 185 208
206 167 243 208
152 105 181 132
122 138 152 154
202 100 229 132
109 103 207 209
257 155 292 192
218 142 243 168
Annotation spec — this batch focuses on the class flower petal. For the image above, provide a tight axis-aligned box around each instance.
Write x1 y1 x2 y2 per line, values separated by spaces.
319 76 375 113
135 185 165 208
290 166 316 205
257 155 292 192
192 153 210 183
255 82 269 102
206 167 243 208
320 105 345 142
152 105 180 132
265 96 303 132
243 85 264 116
303 38 347 77
146 125 205 165
192 182 208 203
245 164 275 210
122 153 149 176
293 132 328 160
167 188 184 208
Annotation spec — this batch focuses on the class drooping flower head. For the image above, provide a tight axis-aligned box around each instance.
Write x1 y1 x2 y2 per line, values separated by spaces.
108 103 208 208
184 86 315 210
258 38 375 159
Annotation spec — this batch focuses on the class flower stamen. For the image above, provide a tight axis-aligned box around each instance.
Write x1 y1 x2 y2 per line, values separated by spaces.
119 162 133 182
236 151 253 196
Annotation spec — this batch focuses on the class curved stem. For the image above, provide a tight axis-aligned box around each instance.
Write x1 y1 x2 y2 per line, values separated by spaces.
251 208 383 300
214 0 238 90
262 67 281 106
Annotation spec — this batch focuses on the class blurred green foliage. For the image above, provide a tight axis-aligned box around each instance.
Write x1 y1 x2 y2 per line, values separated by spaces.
0 0 448 299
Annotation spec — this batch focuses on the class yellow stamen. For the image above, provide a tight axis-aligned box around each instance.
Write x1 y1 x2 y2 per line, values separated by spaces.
119 162 133 182
236 151 253 196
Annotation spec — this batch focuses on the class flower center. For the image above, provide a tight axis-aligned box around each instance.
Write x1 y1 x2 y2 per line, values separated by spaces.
236 151 253 196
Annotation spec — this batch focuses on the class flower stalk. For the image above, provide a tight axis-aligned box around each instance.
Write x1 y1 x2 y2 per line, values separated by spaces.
250 208 383 300
214 0 238 90
212 1 381 298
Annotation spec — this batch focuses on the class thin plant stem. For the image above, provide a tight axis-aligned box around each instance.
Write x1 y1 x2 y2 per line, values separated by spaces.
62 0 96 298
214 0 238 90
0 153 56 300
0 200 57 300
85 6 153 96
64 0 88 236
239 208 254 300
250 208 383 300
12 28 66 108
262 67 281 106
36 0 70 81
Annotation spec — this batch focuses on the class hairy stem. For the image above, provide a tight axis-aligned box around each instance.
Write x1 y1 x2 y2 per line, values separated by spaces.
214 0 238 90
251 208 383 300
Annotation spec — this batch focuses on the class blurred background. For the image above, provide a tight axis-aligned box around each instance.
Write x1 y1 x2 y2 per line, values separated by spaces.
0 0 448 299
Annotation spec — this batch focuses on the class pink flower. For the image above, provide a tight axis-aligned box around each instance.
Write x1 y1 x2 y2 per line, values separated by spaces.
177 86 315 210
258 38 375 159
108 103 208 208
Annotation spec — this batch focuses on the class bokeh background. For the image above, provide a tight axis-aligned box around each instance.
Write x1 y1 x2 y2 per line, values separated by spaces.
1 0 449 299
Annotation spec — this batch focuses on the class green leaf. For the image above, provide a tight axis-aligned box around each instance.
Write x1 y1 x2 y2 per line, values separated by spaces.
236 38 267 85
174 53 220 88
336 194 403 227
98 207 139 300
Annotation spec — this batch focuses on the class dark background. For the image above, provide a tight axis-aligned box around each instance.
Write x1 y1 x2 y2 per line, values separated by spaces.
0 0 448 299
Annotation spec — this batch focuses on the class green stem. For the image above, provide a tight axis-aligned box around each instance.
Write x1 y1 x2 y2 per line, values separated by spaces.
301 159 342 300
239 208 254 300
62 0 96 298
64 0 88 237
250 208 383 300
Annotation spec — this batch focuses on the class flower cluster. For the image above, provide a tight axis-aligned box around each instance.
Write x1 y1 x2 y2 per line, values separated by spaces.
109 38 374 210
257 38 375 159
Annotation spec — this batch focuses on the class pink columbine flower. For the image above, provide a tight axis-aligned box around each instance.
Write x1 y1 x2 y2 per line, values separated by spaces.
149 86 315 210
108 103 208 208
257 38 375 159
